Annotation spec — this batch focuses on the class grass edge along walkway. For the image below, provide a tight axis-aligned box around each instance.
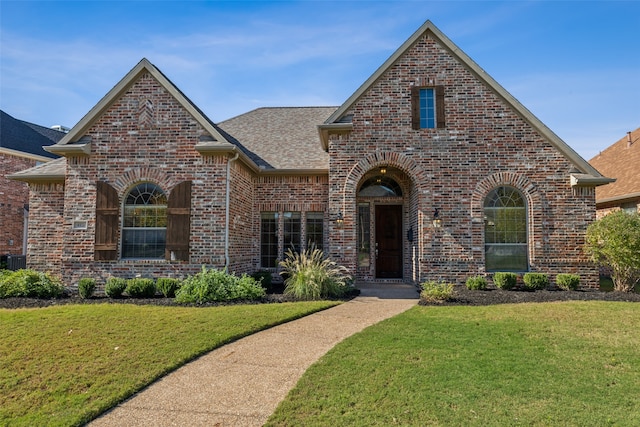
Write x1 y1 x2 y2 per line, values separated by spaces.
0 301 339 427
267 301 640 427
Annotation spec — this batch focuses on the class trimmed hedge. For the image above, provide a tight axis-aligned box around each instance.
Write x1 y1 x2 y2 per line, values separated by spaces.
556 273 580 291
493 272 518 290
466 276 488 290
0 269 64 299
523 273 549 290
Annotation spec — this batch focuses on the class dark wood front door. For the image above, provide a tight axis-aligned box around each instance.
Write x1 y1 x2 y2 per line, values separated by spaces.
375 204 403 278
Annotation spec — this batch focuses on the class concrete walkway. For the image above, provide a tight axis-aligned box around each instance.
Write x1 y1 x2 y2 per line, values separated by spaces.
90 283 418 426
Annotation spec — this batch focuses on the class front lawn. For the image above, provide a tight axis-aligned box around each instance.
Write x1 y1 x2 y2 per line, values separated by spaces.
0 301 338 426
267 301 640 426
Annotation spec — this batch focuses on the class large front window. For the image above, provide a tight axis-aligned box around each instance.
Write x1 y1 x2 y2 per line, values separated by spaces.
484 186 528 271
122 182 167 258
261 212 278 268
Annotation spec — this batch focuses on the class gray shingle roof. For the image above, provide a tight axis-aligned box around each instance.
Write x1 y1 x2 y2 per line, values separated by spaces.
7 157 66 182
1 110 64 158
219 107 336 170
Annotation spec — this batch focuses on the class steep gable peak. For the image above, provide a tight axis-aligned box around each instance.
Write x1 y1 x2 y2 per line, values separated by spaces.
320 20 609 183
46 58 230 156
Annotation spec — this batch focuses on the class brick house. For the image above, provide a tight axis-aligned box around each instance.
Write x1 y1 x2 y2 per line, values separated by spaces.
10 21 612 288
1 110 63 261
589 127 640 218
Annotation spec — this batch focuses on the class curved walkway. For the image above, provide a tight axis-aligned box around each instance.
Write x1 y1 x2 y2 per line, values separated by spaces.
90 283 418 426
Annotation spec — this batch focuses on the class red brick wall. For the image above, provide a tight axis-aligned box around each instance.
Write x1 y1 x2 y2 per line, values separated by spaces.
1 154 36 255
328 34 599 288
41 72 234 285
27 182 65 274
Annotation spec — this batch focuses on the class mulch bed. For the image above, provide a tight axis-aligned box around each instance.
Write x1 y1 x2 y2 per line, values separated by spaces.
2 286 639 309
420 285 640 306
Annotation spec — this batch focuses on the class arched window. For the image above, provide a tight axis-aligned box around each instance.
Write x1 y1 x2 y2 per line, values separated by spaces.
358 176 402 197
122 182 167 258
484 186 528 271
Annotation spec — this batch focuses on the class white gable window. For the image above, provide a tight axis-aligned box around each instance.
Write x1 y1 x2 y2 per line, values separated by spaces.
484 186 528 272
122 182 167 259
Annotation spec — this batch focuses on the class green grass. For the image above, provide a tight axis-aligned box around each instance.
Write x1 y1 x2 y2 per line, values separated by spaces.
0 301 338 426
267 302 640 426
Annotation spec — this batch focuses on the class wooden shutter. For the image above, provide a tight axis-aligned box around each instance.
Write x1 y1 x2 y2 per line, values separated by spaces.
95 181 119 261
166 181 191 261
411 86 421 130
436 85 446 128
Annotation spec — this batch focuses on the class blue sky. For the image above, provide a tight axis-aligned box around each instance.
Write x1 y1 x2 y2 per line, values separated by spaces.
1 1 638 160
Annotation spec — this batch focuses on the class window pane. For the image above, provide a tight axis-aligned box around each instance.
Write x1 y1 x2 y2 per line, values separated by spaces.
122 229 166 259
122 183 167 259
358 203 371 267
484 186 527 271
485 244 527 272
306 212 324 251
284 212 301 254
420 88 435 129
260 212 278 268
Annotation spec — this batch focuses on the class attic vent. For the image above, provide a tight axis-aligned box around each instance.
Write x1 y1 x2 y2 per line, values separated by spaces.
198 134 217 142
51 125 70 133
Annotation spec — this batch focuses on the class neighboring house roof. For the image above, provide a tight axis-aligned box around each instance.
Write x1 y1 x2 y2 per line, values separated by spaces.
589 127 640 204
0 110 63 160
219 107 336 171
319 20 612 187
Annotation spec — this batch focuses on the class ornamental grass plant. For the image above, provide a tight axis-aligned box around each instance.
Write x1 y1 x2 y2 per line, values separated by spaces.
279 247 352 300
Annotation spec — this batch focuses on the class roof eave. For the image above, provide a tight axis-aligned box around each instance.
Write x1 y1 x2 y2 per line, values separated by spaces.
195 142 260 173
318 123 354 151
6 173 65 184
596 192 640 205
0 147 55 162
45 142 91 156
570 173 616 188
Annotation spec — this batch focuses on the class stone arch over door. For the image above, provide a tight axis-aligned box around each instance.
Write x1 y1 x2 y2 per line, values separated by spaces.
339 151 427 281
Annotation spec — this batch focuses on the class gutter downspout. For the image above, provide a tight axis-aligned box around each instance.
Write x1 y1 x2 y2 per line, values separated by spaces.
225 151 240 270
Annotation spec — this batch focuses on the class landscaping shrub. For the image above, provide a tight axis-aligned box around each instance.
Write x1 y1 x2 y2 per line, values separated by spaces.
0 269 64 299
105 277 127 298
420 281 454 303
279 247 353 300
175 266 266 304
156 278 181 298
523 272 549 290
78 278 96 299
465 275 488 290
125 278 157 298
556 273 580 291
585 210 640 292
493 272 518 290
252 270 274 292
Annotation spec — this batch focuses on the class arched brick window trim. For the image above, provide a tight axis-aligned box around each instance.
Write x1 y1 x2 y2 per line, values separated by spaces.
165 181 191 261
95 181 119 261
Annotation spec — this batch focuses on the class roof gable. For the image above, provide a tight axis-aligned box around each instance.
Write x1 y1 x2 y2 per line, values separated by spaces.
46 58 232 156
321 20 608 182
590 127 640 203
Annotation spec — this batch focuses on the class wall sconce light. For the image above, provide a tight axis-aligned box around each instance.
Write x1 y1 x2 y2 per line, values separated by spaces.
432 208 442 228
379 166 387 175
336 212 344 228
407 226 414 242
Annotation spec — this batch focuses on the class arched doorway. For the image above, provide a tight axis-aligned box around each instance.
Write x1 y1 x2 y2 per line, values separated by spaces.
357 173 404 279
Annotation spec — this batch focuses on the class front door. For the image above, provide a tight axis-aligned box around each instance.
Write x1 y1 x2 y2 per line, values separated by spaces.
375 204 402 278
